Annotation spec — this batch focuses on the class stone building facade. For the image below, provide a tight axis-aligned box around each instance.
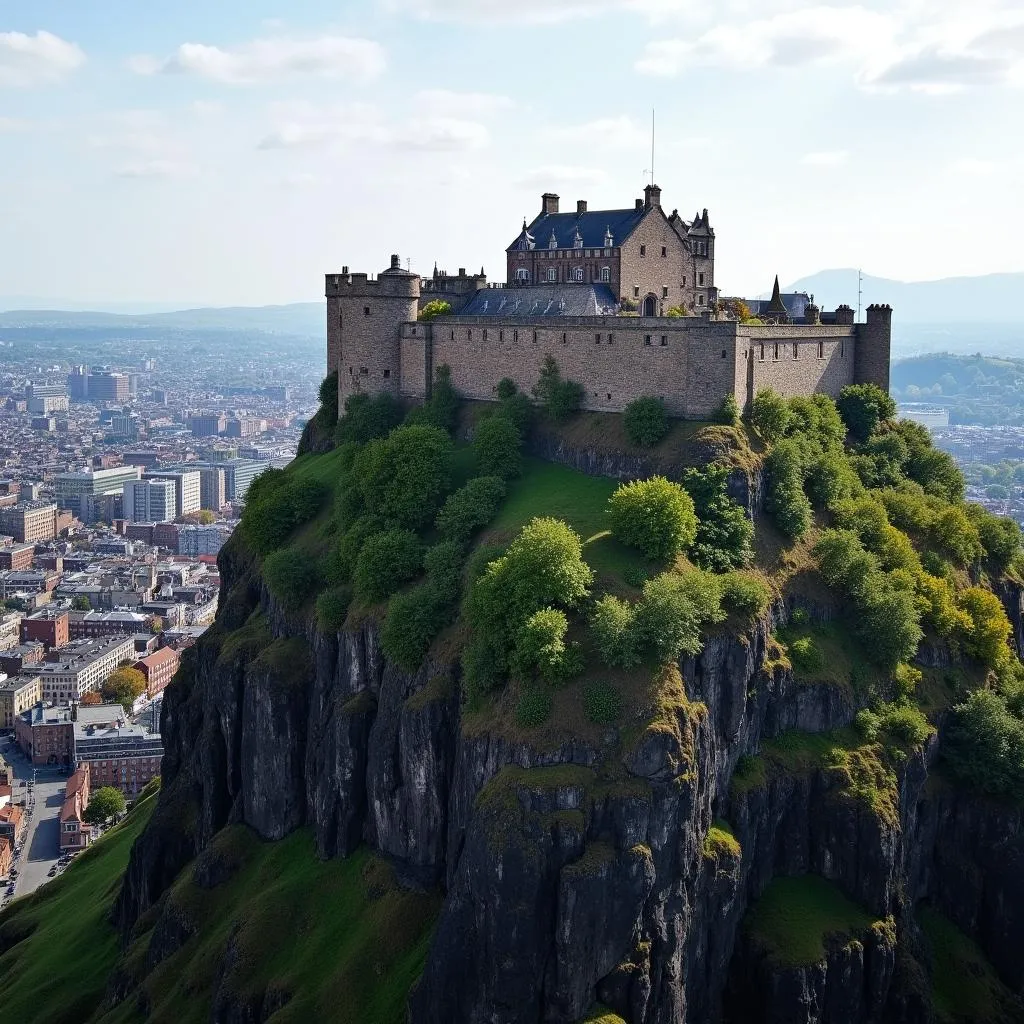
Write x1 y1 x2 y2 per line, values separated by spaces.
325 186 891 418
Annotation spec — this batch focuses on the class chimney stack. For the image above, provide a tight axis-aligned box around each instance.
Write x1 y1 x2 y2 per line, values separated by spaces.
542 193 560 216
577 200 588 215
390 254 401 270
644 184 662 210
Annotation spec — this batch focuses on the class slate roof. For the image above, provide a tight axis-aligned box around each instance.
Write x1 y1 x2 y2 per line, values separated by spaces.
459 285 619 317
508 208 647 252
746 292 811 320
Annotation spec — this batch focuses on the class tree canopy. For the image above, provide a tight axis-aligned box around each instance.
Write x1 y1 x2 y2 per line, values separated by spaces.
84 786 126 824
102 667 146 712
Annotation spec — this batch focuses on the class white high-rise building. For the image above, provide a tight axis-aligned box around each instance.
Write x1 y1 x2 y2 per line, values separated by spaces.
145 471 201 517
123 479 176 523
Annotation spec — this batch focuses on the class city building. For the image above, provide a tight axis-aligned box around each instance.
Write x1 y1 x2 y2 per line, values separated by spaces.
20 609 70 650
179 524 228 557
134 646 179 698
33 635 137 704
74 719 162 797
60 763 91 851
67 610 150 640
0 569 58 599
123 479 176 523
0 836 12 881
0 644 44 677
26 383 70 415
0 611 22 653
54 466 142 517
16 701 125 765
87 371 130 403
189 414 225 437
327 189 891 419
0 675 42 729
0 502 57 543
67 365 89 400
199 467 226 511
0 544 34 571
0 803 25 847
144 470 201 517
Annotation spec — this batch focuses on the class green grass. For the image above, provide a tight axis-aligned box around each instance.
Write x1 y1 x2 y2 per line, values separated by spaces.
918 906 1024 1024
745 874 879 967
774 620 885 694
100 827 442 1024
578 1005 627 1024
489 458 652 590
0 785 159 1024
703 820 742 861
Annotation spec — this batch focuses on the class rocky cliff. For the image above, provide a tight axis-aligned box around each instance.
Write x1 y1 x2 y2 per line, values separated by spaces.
108 518 1024 1024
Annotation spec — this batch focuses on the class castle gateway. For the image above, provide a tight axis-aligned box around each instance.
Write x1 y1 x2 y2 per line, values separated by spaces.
326 187 891 420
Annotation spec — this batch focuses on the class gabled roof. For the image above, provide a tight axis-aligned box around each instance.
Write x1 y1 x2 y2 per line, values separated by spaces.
459 284 619 317
508 207 646 252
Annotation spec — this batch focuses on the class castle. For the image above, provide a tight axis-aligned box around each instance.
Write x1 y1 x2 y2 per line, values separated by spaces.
325 186 891 420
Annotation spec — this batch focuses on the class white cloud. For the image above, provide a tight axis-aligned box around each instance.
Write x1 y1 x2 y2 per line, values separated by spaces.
544 116 648 150
414 89 514 115
130 35 385 84
0 30 84 87
400 117 490 151
514 166 609 189
801 149 848 166
636 6 893 76
113 160 198 180
381 0 701 24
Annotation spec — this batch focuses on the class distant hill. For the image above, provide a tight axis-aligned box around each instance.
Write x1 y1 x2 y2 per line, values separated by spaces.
785 270 1023 324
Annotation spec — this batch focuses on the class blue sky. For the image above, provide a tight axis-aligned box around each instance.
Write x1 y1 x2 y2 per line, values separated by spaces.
1 0 1021 307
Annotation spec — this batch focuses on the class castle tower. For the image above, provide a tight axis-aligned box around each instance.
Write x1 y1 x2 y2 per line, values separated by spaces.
855 303 892 393
325 255 420 408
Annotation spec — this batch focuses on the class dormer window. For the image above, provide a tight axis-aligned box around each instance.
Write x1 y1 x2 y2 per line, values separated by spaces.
604 227 614 247
549 231 558 250
573 231 583 250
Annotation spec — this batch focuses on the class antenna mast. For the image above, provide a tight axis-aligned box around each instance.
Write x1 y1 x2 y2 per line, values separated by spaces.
857 268 863 322
651 108 655 186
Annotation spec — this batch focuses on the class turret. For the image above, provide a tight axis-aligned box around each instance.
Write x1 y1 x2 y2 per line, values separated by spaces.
326 255 420 408
855 304 893 393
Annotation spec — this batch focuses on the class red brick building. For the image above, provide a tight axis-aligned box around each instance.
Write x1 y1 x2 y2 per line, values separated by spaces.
0 803 25 846
60 764 91 851
0 544 34 571
0 835 12 880
134 646 180 698
20 609 70 650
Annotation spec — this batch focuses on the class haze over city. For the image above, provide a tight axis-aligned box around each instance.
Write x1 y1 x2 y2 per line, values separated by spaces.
2 0 1023 308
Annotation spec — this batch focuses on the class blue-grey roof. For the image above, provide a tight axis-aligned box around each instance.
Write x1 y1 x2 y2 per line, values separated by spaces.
508 207 647 252
747 292 811 320
458 285 619 317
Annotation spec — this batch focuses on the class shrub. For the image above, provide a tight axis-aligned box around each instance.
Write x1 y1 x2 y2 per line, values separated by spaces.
264 550 321 612
515 686 552 729
789 635 824 673
497 392 534 436
380 581 454 672
968 505 1022 572
583 681 623 725
591 595 642 669
855 708 881 742
943 689 1024 800
317 371 339 426
473 415 523 479
815 529 880 600
682 464 753 571
715 393 741 426
496 377 518 401
720 572 772 619
353 530 423 604
750 388 792 444
406 364 460 433
244 478 330 556
877 703 932 746
336 392 403 446
958 586 1013 670
859 582 924 669
418 299 451 322
837 383 896 443
765 441 812 539
928 506 983 566
807 450 860 509
830 495 890 550
335 516 384 581
917 573 971 639
423 540 464 600
623 396 669 447
511 607 570 683
608 477 698 562
435 476 506 543
316 586 352 632
356 424 454 530
532 354 583 422
633 570 724 664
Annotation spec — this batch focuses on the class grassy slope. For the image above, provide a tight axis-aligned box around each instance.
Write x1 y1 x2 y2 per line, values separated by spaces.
745 875 880 967
99 827 441 1024
0 785 158 1024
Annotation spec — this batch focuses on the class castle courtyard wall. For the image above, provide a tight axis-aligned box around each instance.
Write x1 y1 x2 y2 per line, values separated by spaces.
740 325 856 408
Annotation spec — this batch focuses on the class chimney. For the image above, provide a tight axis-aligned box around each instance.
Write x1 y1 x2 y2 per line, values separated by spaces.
458 268 466 277
635 198 643 210
389 254 401 270
644 184 662 210
542 193 560 216
577 200 588 215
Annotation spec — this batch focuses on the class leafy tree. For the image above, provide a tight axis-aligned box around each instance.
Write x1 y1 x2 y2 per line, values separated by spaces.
407 364 460 433
532 355 583 422
724 298 753 322
353 530 423 605
958 587 1013 670
72 595 92 611
831 495 891 550
102 667 147 712
665 304 688 318
837 383 896 443
928 506 983 566
83 786 126 824
623 396 669 447
859 582 924 668
806 449 860 508
511 607 571 683
244 478 330 556
435 476 507 544
750 388 792 444
316 586 353 633
336 392 404 446
473 415 523 479
496 378 518 401
418 299 452 322
591 595 642 669
317 371 339 427
943 689 1024 800
263 550 321 612
916 572 971 640
490 382 535 436
335 516 384 581
967 505 1022 572
80 690 103 706
720 571 772 619
764 440 812 539
682 464 753 571
149 616 164 634
715 393 740 426
356 424 454 530
632 570 725 664
608 477 698 562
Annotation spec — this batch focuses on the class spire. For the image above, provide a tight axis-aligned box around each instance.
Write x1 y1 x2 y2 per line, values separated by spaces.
765 274 790 322
771 275 781 303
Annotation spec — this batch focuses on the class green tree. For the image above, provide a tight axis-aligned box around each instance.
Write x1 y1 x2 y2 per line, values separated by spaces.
943 689 1024 800
336 392 404 446
591 595 642 669
83 786 126 824
532 355 583 422
764 440 812 539
632 570 725 664
407 364 460 433
837 383 896 443
715 393 741 426
750 388 792 444
929 506 983 566
263 550 321 612
71 595 91 611
958 587 1013 670
682 464 753 571
623 396 669 447
473 415 523 479
102 667 147 712
511 607 570 683
353 530 423 605
608 477 698 562
418 299 452 322
435 476 507 544
356 424 454 530
149 616 164 634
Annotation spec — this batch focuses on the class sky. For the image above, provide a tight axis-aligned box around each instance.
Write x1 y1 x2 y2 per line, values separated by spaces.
1 0 1022 308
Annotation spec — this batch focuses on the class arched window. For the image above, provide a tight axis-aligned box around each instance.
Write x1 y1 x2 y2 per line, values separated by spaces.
547 268 557 283
515 268 529 282
572 267 584 283
600 267 610 283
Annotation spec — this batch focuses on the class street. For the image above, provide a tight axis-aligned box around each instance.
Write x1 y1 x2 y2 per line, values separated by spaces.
2 735 68 904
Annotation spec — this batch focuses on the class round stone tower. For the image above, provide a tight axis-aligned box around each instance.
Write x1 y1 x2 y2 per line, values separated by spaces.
855 303 893 393
325 255 420 408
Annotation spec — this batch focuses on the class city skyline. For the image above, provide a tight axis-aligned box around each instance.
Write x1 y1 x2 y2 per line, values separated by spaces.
1 0 1022 306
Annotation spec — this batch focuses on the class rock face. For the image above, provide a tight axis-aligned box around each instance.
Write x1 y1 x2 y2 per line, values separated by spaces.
114 537 1024 1023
